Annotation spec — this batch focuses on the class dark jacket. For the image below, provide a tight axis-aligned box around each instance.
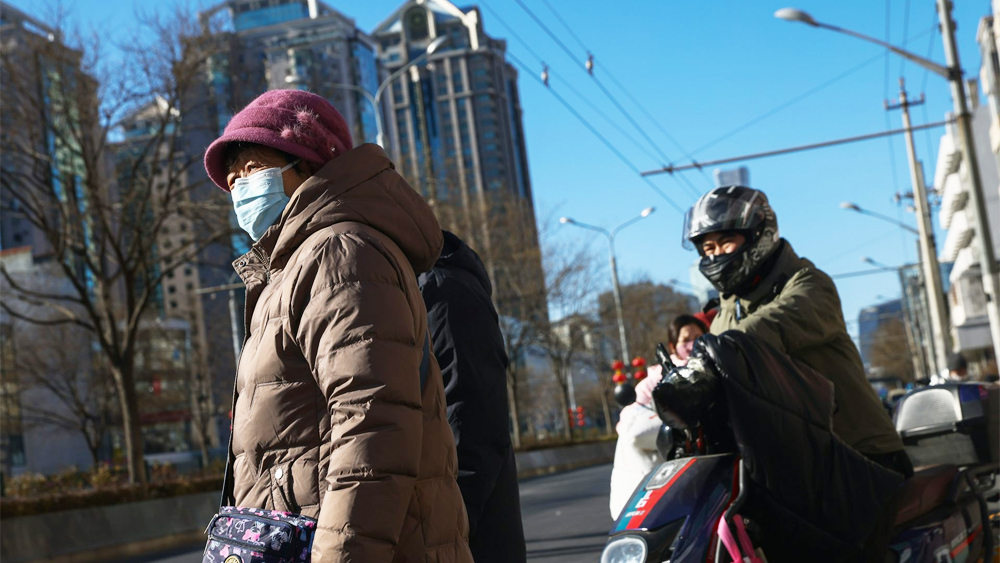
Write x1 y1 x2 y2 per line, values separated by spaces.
419 231 527 563
231 145 472 563
711 241 903 456
699 331 903 561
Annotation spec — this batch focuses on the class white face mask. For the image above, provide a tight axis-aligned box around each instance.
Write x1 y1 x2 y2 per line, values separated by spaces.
231 159 301 241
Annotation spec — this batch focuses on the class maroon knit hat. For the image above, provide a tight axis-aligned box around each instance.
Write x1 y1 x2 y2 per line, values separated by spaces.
203 89 353 191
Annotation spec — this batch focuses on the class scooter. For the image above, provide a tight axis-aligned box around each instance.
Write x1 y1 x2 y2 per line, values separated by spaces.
603 350 997 562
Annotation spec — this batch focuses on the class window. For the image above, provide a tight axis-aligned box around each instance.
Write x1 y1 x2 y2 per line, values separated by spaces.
167 286 176 294
170 301 178 309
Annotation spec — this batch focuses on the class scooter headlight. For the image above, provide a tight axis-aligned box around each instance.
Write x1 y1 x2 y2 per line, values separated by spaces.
600 536 647 563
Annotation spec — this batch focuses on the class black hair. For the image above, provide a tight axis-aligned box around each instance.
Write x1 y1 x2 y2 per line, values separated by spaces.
947 353 967 372
668 314 708 346
223 141 312 176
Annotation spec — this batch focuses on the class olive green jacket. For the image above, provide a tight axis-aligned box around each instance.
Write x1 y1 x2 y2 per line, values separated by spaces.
710 241 903 455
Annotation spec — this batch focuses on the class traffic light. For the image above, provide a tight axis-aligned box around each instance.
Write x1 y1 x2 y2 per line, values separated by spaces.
575 406 585 427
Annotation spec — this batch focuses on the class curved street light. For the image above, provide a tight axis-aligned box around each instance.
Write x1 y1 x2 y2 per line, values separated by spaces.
774 8 950 77
861 256 896 271
776 3 1000 363
559 207 656 362
839 201 919 234
329 35 449 148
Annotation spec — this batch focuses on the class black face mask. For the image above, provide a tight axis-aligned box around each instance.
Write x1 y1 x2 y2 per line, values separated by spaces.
698 248 751 297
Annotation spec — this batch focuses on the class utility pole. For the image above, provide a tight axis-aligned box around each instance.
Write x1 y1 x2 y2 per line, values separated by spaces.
559 207 655 364
886 78 951 375
938 0 1000 361
194 282 245 371
607 242 630 364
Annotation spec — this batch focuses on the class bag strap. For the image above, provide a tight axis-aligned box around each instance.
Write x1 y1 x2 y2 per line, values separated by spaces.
220 331 431 508
220 378 238 508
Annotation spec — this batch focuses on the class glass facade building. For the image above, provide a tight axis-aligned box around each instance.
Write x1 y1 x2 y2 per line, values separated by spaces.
373 0 534 209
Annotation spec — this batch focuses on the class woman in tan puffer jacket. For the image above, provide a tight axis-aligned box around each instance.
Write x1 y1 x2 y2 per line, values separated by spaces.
203 89 472 563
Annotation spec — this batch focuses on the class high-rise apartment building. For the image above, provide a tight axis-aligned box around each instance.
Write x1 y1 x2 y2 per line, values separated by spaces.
372 0 532 208
713 166 750 189
372 0 541 322
195 0 381 150
0 3 87 261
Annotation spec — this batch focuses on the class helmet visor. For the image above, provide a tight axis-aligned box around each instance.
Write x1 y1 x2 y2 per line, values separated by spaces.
682 187 767 250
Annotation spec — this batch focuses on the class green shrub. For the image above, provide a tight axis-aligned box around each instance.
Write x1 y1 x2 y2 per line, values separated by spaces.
0 473 223 519
6 473 49 498
88 463 122 489
149 462 179 482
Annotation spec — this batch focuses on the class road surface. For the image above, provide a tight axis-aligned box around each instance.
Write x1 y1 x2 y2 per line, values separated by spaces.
113 463 615 563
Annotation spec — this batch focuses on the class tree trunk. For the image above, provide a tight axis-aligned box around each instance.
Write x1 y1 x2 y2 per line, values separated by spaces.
197 427 211 470
600 386 614 436
112 366 147 487
555 367 571 442
85 437 102 467
507 375 521 449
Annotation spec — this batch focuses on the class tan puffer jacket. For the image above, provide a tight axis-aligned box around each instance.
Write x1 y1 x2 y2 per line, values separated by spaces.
229 144 472 563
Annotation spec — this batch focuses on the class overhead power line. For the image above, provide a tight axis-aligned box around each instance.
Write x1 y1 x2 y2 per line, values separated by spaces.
476 2 664 168
685 25 936 159
883 0 903 199
480 0 697 202
900 0 912 76
641 119 952 176
506 51 685 214
832 268 899 279
511 0 705 197
533 0 696 161
538 0 589 53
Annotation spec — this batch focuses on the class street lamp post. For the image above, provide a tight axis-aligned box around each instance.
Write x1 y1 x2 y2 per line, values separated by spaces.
839 202 919 234
843 180 950 374
329 36 448 148
560 207 656 363
777 3 1000 364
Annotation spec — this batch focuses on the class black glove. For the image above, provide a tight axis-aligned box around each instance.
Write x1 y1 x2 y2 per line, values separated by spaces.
651 351 719 430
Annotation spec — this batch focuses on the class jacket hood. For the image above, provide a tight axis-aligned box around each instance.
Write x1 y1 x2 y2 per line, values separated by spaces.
436 231 493 298
258 143 442 273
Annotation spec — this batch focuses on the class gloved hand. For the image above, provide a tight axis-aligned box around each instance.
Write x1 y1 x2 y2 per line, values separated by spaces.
650 351 719 430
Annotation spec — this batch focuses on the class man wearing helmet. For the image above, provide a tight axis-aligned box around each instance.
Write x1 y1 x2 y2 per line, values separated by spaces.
684 186 910 476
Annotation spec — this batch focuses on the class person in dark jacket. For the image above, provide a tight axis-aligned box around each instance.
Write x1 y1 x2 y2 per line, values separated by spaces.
665 186 911 561
418 231 527 563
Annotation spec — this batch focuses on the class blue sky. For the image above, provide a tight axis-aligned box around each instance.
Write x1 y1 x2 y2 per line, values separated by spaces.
10 0 992 336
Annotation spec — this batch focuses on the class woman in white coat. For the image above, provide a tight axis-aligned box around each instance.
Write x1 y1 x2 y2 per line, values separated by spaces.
609 314 708 518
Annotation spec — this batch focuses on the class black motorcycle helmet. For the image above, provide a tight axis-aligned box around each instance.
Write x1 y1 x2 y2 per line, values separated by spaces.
683 186 780 296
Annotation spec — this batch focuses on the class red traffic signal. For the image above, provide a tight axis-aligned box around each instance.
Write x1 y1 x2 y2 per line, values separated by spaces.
631 357 646 368
611 360 625 371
